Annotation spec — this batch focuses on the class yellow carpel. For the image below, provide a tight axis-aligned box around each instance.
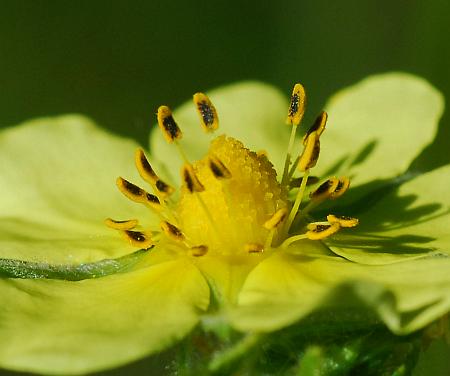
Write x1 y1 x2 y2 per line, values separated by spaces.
176 136 287 256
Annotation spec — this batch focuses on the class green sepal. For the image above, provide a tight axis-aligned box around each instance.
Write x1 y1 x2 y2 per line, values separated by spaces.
0 248 150 280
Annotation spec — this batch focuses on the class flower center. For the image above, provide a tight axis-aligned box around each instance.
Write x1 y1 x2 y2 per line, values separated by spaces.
177 135 287 255
106 83 359 260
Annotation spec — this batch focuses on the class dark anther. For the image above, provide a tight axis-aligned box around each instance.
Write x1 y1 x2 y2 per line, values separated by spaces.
198 101 215 126
156 179 169 192
290 176 320 188
210 160 224 178
166 222 183 238
304 112 327 141
315 180 333 195
288 93 299 117
184 169 194 193
334 180 344 193
146 193 160 204
123 179 143 196
139 152 156 177
125 230 146 242
314 224 331 233
163 115 180 140
208 156 231 179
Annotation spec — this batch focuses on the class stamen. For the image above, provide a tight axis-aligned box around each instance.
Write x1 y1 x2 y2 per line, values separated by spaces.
155 179 175 196
135 149 174 197
303 111 328 144
280 233 308 249
104 218 138 231
264 208 288 230
135 148 157 181
327 214 359 228
330 177 350 199
193 92 219 132
116 177 162 210
189 245 209 257
310 177 339 201
157 105 182 143
306 223 340 240
175 141 191 164
209 155 232 179
281 83 306 186
286 83 306 126
290 175 320 189
109 86 358 258
122 230 153 248
298 131 320 172
160 220 185 242
180 163 224 242
287 155 300 179
245 243 264 254
285 169 310 233
181 164 205 193
264 207 288 249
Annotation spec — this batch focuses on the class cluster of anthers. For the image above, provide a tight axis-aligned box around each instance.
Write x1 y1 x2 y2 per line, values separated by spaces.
105 84 359 259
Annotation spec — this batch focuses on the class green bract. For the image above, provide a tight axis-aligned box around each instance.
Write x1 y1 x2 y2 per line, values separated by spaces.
0 73 448 375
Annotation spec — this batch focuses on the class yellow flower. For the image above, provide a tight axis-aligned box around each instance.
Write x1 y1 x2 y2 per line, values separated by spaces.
0 73 449 375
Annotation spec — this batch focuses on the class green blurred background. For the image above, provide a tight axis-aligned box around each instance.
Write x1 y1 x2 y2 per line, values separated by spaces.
1 1 449 171
0 1 449 375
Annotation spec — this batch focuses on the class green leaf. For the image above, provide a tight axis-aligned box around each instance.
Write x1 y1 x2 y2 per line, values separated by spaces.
150 81 290 182
316 72 444 201
326 165 450 264
231 252 450 335
0 258 209 375
0 115 157 263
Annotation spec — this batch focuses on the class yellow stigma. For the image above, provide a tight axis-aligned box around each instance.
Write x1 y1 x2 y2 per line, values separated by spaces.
176 135 287 256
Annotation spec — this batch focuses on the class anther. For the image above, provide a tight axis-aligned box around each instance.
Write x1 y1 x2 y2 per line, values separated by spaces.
310 177 339 201
290 175 320 188
189 245 209 257
306 223 340 240
135 149 174 197
208 155 232 179
327 214 359 228
135 149 157 181
286 83 306 126
282 83 307 185
104 218 138 231
157 105 182 143
298 131 320 172
303 111 328 144
245 243 264 254
116 177 162 210
122 230 154 248
160 220 185 242
182 163 205 193
155 179 175 196
264 208 288 230
330 177 350 199
193 92 219 132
